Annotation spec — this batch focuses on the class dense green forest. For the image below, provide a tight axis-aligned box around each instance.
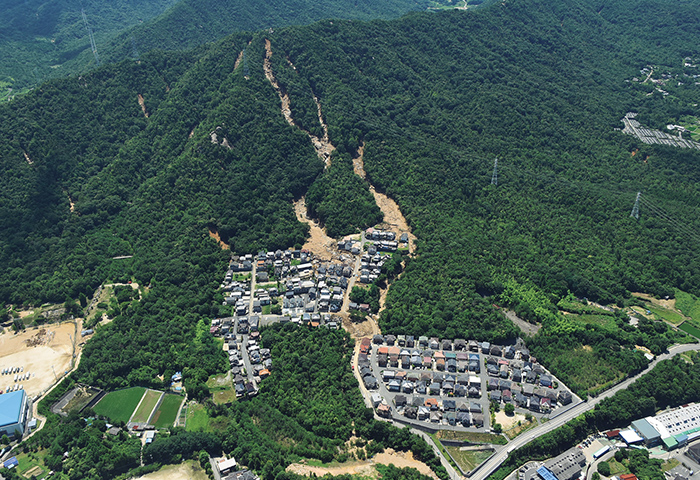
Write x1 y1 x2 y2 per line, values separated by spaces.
0 0 482 96
0 0 179 97
259 0 700 391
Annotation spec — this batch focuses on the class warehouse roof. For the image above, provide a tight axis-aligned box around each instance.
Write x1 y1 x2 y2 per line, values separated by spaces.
0 390 25 427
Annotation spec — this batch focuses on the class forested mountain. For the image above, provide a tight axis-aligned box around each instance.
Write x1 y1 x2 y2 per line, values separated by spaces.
0 0 179 97
100 0 448 67
0 0 698 364
0 0 699 475
0 0 476 98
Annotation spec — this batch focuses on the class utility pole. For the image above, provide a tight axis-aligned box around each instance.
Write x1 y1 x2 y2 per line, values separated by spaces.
630 192 641 219
491 158 498 186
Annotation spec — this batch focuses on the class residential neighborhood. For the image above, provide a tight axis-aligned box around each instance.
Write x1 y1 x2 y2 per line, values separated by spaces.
357 334 579 431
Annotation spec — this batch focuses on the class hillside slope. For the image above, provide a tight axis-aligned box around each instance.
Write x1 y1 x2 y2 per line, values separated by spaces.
0 0 475 97
0 0 179 97
0 0 698 388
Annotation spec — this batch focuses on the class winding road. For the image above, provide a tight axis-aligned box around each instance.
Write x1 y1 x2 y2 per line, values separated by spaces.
472 342 700 480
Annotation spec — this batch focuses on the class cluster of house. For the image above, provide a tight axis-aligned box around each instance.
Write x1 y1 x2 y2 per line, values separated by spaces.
358 252 388 285
314 263 353 313
358 334 575 428
374 391 486 427
488 376 571 413
363 228 409 253
211 317 272 397
222 255 254 316
223 245 361 316
232 337 270 398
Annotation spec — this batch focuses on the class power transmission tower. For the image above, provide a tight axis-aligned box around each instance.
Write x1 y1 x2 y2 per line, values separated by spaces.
630 191 641 219
491 158 498 186
130 37 139 60
81 9 100 66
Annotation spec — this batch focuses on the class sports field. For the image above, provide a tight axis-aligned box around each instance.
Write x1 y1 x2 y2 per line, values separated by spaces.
152 394 184 428
93 387 146 423
131 389 162 423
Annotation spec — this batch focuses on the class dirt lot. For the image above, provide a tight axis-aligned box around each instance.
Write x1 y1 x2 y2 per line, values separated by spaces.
495 410 527 430
632 292 676 310
0 322 76 397
342 314 381 340
135 461 209 480
286 448 438 479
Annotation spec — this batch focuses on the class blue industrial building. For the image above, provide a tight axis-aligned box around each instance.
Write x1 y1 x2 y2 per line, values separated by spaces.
0 389 29 438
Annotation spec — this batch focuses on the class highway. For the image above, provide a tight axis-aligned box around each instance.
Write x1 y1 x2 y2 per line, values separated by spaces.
471 342 700 480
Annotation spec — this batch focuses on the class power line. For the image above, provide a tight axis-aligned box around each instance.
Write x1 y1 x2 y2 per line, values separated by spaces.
638 194 700 243
81 9 100 66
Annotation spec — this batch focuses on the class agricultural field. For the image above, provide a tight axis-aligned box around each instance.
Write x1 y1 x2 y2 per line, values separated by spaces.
185 403 212 432
131 389 162 423
679 323 700 339
14 450 49 479
674 290 700 334
443 445 494 472
567 314 618 331
93 387 146 423
679 116 700 141
152 394 184 428
631 304 686 325
607 459 629 476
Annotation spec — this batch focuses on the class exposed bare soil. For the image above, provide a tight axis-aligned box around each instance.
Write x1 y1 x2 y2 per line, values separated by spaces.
137 94 149 118
631 292 678 311
370 187 417 255
0 322 76 397
293 197 335 261
234 49 245 70
353 142 366 178
208 227 230 250
22 150 33 165
343 313 381 340
503 309 541 336
495 410 527 431
135 461 209 480
286 449 438 479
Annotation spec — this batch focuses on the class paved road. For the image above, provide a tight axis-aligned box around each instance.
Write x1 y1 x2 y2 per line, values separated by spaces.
585 449 616 480
472 342 700 480
340 232 364 315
